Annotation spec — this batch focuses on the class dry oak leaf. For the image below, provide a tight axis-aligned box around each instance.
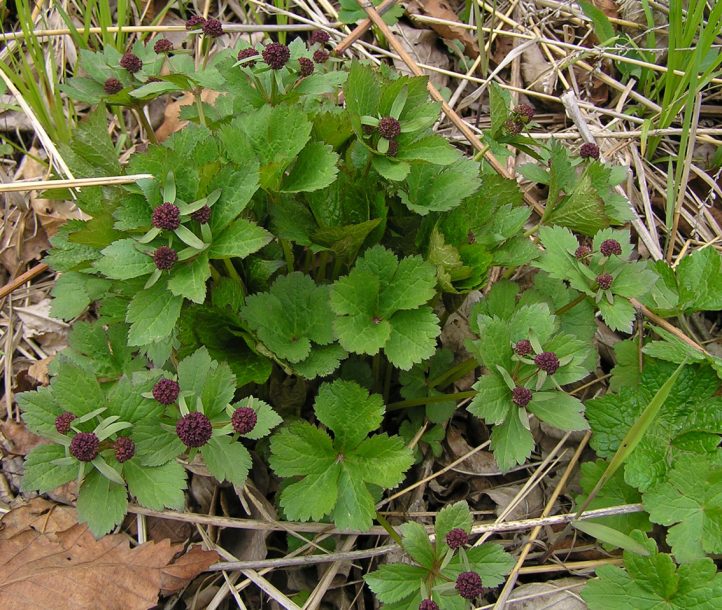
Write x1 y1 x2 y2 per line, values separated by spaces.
0 498 218 610
407 0 479 58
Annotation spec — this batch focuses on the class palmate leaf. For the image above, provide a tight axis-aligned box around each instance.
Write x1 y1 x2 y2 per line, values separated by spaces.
587 360 722 492
330 246 440 370
242 272 336 364
269 380 413 530
582 532 722 610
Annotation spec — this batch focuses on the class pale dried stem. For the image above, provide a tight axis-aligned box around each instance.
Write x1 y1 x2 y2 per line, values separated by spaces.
0 174 153 193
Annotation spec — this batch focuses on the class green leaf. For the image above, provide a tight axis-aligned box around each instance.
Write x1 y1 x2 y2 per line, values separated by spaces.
314 380 384 449
18 386 61 436
576 459 651 537
201 435 252 486
167 253 210 304
572 521 650 556
527 391 589 430
435 500 473 554
93 239 154 280
598 297 636 333
123 459 186 510
242 272 335 364
126 282 183 346
281 141 339 193
364 564 427 604
398 159 480 215
579 1 617 44
395 135 461 165
233 397 282 440
581 532 722 610
491 408 535 472
468 373 513 425
76 468 128 537
384 307 441 370
50 272 111 320
399 521 435 569
51 357 104 416
643 451 722 563
677 248 722 312
269 380 412 530
177 347 213 396
587 360 722 492
208 218 272 259
134 423 185 466
443 543 515 587
22 444 77 493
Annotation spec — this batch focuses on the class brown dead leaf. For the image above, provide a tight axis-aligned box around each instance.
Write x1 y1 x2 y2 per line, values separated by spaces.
390 23 450 91
14 298 68 338
27 356 53 386
590 0 619 20
0 498 218 610
407 0 479 58
0 419 45 456
445 427 500 475
505 577 586 609
155 89 220 142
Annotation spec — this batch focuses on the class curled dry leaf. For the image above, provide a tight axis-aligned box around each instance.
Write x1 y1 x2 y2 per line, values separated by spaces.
390 22 451 91
0 498 218 610
407 0 480 58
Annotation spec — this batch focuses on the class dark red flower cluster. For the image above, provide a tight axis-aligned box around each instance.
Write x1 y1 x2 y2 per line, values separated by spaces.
596 273 614 290
176 412 213 447
512 386 533 407
120 52 142 74
445 528 469 549
455 571 484 599
534 351 560 375
55 412 76 434
513 339 533 357
153 38 173 53
263 43 290 70
298 57 315 77
151 202 181 230
580 142 600 160
114 437 135 463
153 246 178 270
231 407 257 435
70 432 100 462
378 117 401 140
600 239 622 257
103 78 123 95
202 18 223 37
191 205 212 224
152 378 180 404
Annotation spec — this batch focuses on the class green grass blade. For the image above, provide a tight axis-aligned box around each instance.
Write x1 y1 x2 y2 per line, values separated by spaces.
572 521 650 556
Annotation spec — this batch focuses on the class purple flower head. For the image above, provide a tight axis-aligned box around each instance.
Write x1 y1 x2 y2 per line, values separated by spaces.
151 202 181 230
120 52 142 74
512 386 533 407
55 412 76 434
185 15 206 30
313 48 329 64
455 571 484 600
153 38 173 54
190 205 212 224
596 273 614 290
176 412 213 447
513 103 535 122
504 118 523 135
70 432 100 462
103 77 123 95
378 116 401 140
202 18 224 37
580 142 600 160
445 528 469 549
575 244 592 259
152 378 180 405
237 48 259 66
114 436 135 463
298 57 315 77
534 351 560 375
309 30 331 46
153 246 178 271
231 407 258 435
418 601 439 610
262 42 290 70
600 239 622 257
513 339 533 357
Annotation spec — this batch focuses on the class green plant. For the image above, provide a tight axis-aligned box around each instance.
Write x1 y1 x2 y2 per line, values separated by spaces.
15 22 722 608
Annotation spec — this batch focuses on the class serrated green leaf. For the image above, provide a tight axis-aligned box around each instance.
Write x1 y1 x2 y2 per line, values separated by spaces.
677 248 722 313
399 521 435 569
643 451 722 563
399 159 480 215
581 532 722 610
167 252 210 304
281 141 339 193
364 564 427 603
18 386 61 436
435 500 473 554
233 397 282 440
126 282 183 346
269 422 336 477
76 468 128 537
527 391 589 430
333 464 377 530
385 307 440 370
201 435 252 486
208 218 272 259
315 380 384 449
22 444 77 493
491 408 535 472
50 357 105 416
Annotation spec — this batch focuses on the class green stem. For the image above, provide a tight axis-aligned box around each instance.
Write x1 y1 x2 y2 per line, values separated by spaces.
555 292 587 316
134 106 157 144
523 223 541 238
223 259 246 297
427 357 478 389
387 390 477 411
375 511 403 546
280 239 294 273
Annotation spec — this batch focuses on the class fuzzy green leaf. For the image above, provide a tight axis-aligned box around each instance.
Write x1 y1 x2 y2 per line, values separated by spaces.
126 281 183 346
208 218 272 260
398 159 480 215
22 444 77 493
167 252 210 304
201 436 252 486
94 239 155 280
281 141 339 193
364 564 427 604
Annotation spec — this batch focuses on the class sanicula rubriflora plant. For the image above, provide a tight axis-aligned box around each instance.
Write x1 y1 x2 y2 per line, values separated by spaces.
15 22 722 610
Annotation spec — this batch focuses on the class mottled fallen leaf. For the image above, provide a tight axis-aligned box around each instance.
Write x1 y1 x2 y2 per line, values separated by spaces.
445 427 500 475
390 22 450 91
506 577 586 609
27 356 53 386
407 0 479 58
155 89 219 142
0 419 45 456
14 299 68 338
0 498 218 610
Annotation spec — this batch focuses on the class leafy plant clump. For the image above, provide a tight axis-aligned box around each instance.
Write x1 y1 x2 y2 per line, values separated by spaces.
16 24 722 608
